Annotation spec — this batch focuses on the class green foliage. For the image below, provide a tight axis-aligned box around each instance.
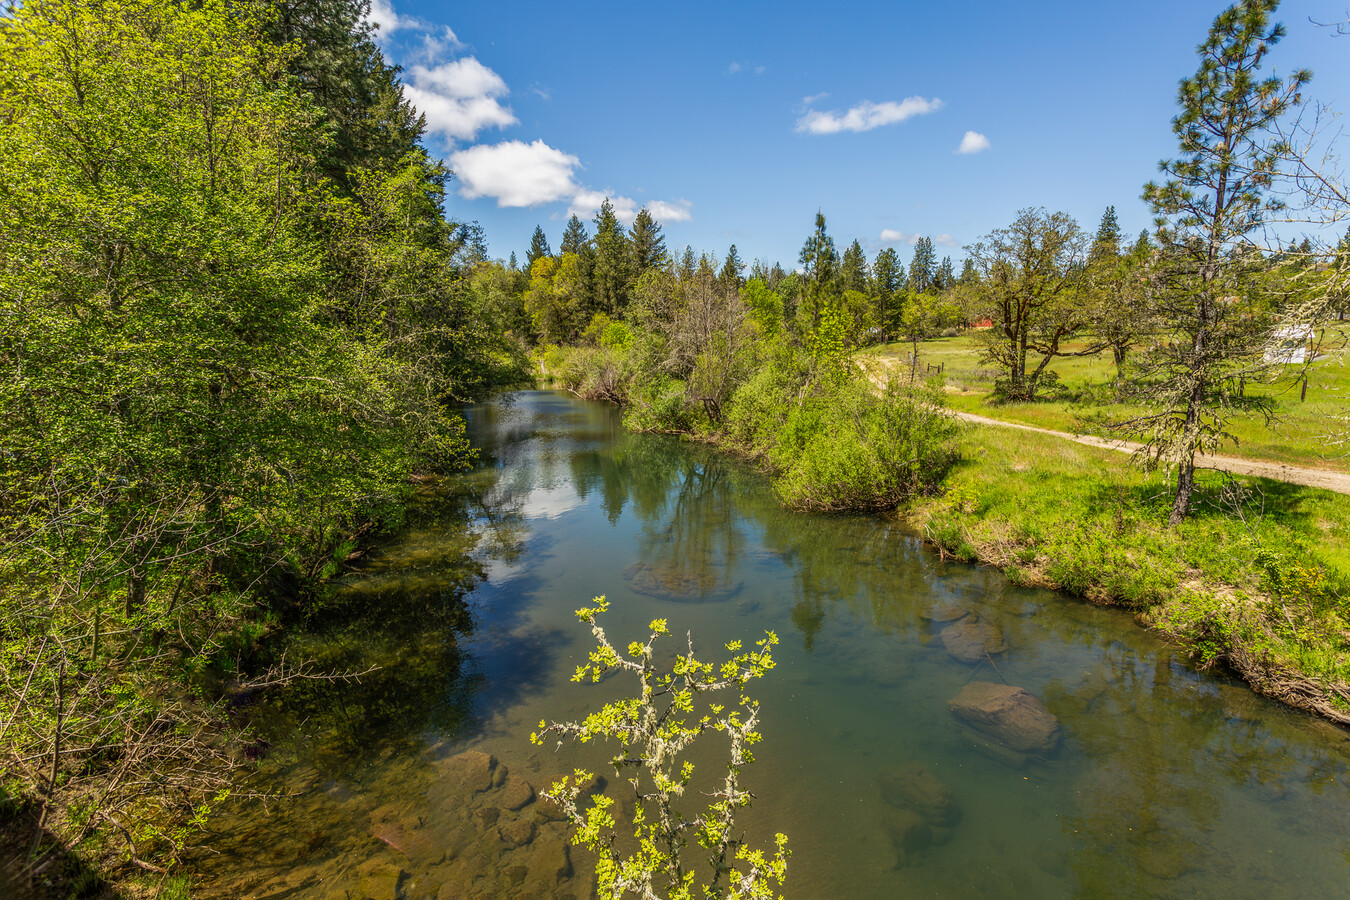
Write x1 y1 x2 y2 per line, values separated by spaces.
1121 0 1311 523
909 422 1350 691
770 379 958 511
533 598 788 900
0 0 518 875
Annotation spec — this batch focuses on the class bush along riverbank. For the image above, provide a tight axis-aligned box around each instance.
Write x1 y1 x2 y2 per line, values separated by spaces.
541 332 958 513
545 337 1350 729
906 423 1350 726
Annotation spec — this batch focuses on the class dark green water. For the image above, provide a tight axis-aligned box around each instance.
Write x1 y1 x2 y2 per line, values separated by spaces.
199 391 1350 899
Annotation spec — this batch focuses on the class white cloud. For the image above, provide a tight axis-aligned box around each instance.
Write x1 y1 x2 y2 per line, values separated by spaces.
567 193 693 226
957 131 991 154
796 97 943 135
879 229 958 248
367 0 403 33
569 190 638 223
801 92 830 106
410 27 464 63
405 57 516 141
728 62 743 74
754 66 766 76
450 140 581 207
647 200 693 224
880 229 920 245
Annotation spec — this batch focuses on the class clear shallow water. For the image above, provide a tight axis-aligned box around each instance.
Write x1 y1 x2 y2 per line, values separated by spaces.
199 391 1350 899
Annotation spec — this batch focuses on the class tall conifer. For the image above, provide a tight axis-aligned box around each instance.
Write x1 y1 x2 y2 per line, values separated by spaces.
526 225 552 272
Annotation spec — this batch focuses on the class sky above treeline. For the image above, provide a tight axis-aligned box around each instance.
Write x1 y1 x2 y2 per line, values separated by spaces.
369 0 1350 268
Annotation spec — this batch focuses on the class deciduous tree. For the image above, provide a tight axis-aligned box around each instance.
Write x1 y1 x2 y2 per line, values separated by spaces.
966 208 1100 401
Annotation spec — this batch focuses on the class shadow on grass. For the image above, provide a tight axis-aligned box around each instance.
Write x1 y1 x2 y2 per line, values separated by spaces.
0 802 120 900
1080 467 1337 530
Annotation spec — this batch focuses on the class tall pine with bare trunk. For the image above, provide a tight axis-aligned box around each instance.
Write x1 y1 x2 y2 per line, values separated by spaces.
1116 0 1309 524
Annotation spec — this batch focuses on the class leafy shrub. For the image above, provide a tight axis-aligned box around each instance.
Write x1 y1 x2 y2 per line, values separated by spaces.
771 379 958 511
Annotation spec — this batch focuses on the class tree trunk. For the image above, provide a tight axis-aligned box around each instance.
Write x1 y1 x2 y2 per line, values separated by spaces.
1169 458 1195 526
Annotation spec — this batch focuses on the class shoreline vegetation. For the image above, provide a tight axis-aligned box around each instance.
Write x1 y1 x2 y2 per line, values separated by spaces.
5 0 1350 894
542 355 1350 728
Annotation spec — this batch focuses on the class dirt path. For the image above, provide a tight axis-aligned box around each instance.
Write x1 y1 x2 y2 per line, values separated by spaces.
859 356 1350 496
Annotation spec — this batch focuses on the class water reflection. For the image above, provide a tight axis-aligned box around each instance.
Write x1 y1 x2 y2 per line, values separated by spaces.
196 392 1350 899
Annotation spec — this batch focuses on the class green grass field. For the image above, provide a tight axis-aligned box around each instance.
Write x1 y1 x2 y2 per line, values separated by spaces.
866 332 1350 473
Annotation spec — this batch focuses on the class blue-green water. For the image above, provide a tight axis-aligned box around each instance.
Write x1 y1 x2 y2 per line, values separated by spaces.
200 391 1350 899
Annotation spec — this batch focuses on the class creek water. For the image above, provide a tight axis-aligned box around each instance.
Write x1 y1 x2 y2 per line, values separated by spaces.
197 390 1350 899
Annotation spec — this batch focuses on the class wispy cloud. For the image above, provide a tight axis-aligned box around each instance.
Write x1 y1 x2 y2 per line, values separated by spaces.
404 57 516 141
879 229 958 247
567 193 693 226
957 131 991 154
797 97 943 135
728 62 766 76
646 199 694 224
801 92 830 106
450 140 580 207
879 229 920 245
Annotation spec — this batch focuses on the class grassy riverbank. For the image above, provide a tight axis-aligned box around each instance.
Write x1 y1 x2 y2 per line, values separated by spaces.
548 335 1350 727
905 422 1350 723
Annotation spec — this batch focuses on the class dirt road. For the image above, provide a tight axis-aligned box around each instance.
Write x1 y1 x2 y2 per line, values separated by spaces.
860 356 1350 496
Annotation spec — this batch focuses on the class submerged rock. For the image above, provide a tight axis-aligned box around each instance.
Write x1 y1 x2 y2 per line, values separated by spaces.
880 806 932 863
878 763 961 827
948 682 1062 755
940 619 1006 664
922 601 972 623
498 774 536 811
623 559 738 602
435 750 497 794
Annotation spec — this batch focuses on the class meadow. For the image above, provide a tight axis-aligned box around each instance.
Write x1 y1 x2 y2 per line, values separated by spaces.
866 330 1350 473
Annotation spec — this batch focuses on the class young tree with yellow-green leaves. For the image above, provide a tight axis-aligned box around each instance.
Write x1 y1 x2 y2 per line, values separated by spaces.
534 598 788 900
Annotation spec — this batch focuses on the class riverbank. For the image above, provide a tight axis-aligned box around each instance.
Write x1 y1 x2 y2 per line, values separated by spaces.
903 422 1350 726
548 344 1350 728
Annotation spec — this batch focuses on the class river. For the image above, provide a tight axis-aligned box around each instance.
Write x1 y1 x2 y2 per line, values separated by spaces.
195 390 1350 899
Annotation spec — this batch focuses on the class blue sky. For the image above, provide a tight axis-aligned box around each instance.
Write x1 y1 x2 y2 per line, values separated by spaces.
370 0 1350 268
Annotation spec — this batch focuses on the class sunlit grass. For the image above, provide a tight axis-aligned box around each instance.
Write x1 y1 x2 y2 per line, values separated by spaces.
866 332 1350 472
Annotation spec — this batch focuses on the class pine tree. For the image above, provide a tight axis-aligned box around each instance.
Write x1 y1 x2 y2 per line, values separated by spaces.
934 256 955 291
1122 0 1309 524
841 239 870 293
909 237 936 293
267 0 422 190
591 199 633 316
455 221 489 268
719 244 746 294
871 248 904 341
1090 205 1122 262
958 258 980 286
526 225 552 272
630 208 669 278
678 246 697 283
560 215 590 255
798 212 839 331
